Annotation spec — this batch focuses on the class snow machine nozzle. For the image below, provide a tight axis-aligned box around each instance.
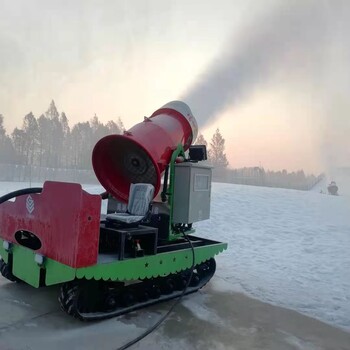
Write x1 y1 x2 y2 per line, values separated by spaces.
92 101 198 202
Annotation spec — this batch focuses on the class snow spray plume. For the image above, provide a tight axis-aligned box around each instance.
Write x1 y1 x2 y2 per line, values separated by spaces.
182 1 331 127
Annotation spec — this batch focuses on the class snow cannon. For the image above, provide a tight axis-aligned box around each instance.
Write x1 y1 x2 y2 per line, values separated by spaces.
0 100 227 324
92 101 198 202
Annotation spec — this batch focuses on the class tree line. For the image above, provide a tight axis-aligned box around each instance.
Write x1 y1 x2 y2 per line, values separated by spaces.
226 167 323 190
0 102 229 171
195 133 322 191
0 100 124 170
0 102 321 190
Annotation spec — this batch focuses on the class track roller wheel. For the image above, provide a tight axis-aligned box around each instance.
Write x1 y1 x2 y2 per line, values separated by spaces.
148 283 161 299
137 289 150 302
189 272 200 287
104 294 118 311
160 278 175 294
0 259 21 282
58 281 83 320
197 258 216 278
58 280 104 320
174 275 188 290
121 290 136 307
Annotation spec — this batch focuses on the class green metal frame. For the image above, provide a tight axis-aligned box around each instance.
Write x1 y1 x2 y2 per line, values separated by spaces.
0 237 227 288
166 144 191 240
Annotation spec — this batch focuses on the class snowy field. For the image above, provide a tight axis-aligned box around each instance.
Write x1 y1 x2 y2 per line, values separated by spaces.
0 180 349 332
198 182 350 332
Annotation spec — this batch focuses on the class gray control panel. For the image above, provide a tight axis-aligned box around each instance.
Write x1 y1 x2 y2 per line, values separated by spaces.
172 162 212 224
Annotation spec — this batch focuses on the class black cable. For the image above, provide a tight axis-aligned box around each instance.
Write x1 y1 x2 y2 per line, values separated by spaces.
116 230 196 350
0 188 43 205
100 191 109 200
161 166 169 202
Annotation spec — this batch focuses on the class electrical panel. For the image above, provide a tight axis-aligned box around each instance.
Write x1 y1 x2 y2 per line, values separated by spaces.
172 162 212 224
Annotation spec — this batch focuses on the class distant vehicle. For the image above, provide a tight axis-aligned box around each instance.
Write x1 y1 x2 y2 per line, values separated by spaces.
327 181 339 196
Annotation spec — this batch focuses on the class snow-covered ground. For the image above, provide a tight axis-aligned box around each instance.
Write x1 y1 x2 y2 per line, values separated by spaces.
197 182 350 331
0 180 349 331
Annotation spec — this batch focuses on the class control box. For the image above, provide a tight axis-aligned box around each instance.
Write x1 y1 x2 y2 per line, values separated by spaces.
172 162 212 224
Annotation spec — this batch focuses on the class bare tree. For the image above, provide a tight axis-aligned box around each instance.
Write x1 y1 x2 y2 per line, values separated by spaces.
194 133 208 146
0 114 16 163
11 128 26 164
106 120 122 135
71 122 93 169
116 117 125 132
90 114 110 146
37 114 50 167
22 112 38 165
60 112 71 168
209 128 229 168
44 100 64 167
0 114 5 139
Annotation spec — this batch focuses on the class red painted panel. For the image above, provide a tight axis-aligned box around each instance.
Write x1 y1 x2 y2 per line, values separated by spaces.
0 181 101 268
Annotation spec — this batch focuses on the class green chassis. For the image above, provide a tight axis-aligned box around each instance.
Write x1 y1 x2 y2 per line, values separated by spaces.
0 237 227 288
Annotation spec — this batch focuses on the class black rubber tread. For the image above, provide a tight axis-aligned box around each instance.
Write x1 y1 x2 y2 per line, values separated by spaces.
58 258 216 322
0 259 21 282
58 281 83 320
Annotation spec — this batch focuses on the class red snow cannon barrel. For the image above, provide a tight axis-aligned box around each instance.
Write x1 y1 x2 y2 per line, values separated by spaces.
92 101 198 202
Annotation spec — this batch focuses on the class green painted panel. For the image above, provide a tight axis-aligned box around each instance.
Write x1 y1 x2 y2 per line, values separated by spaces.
12 245 41 288
2 239 227 287
0 238 9 263
76 243 227 281
45 258 76 286
0 239 76 287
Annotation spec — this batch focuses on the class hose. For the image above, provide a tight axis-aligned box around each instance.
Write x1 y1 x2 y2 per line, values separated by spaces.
0 188 43 205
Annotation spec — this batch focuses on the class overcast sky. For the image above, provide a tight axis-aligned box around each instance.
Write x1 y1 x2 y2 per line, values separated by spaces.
0 0 349 173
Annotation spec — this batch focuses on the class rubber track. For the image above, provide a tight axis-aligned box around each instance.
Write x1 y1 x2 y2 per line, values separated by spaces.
58 258 216 321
